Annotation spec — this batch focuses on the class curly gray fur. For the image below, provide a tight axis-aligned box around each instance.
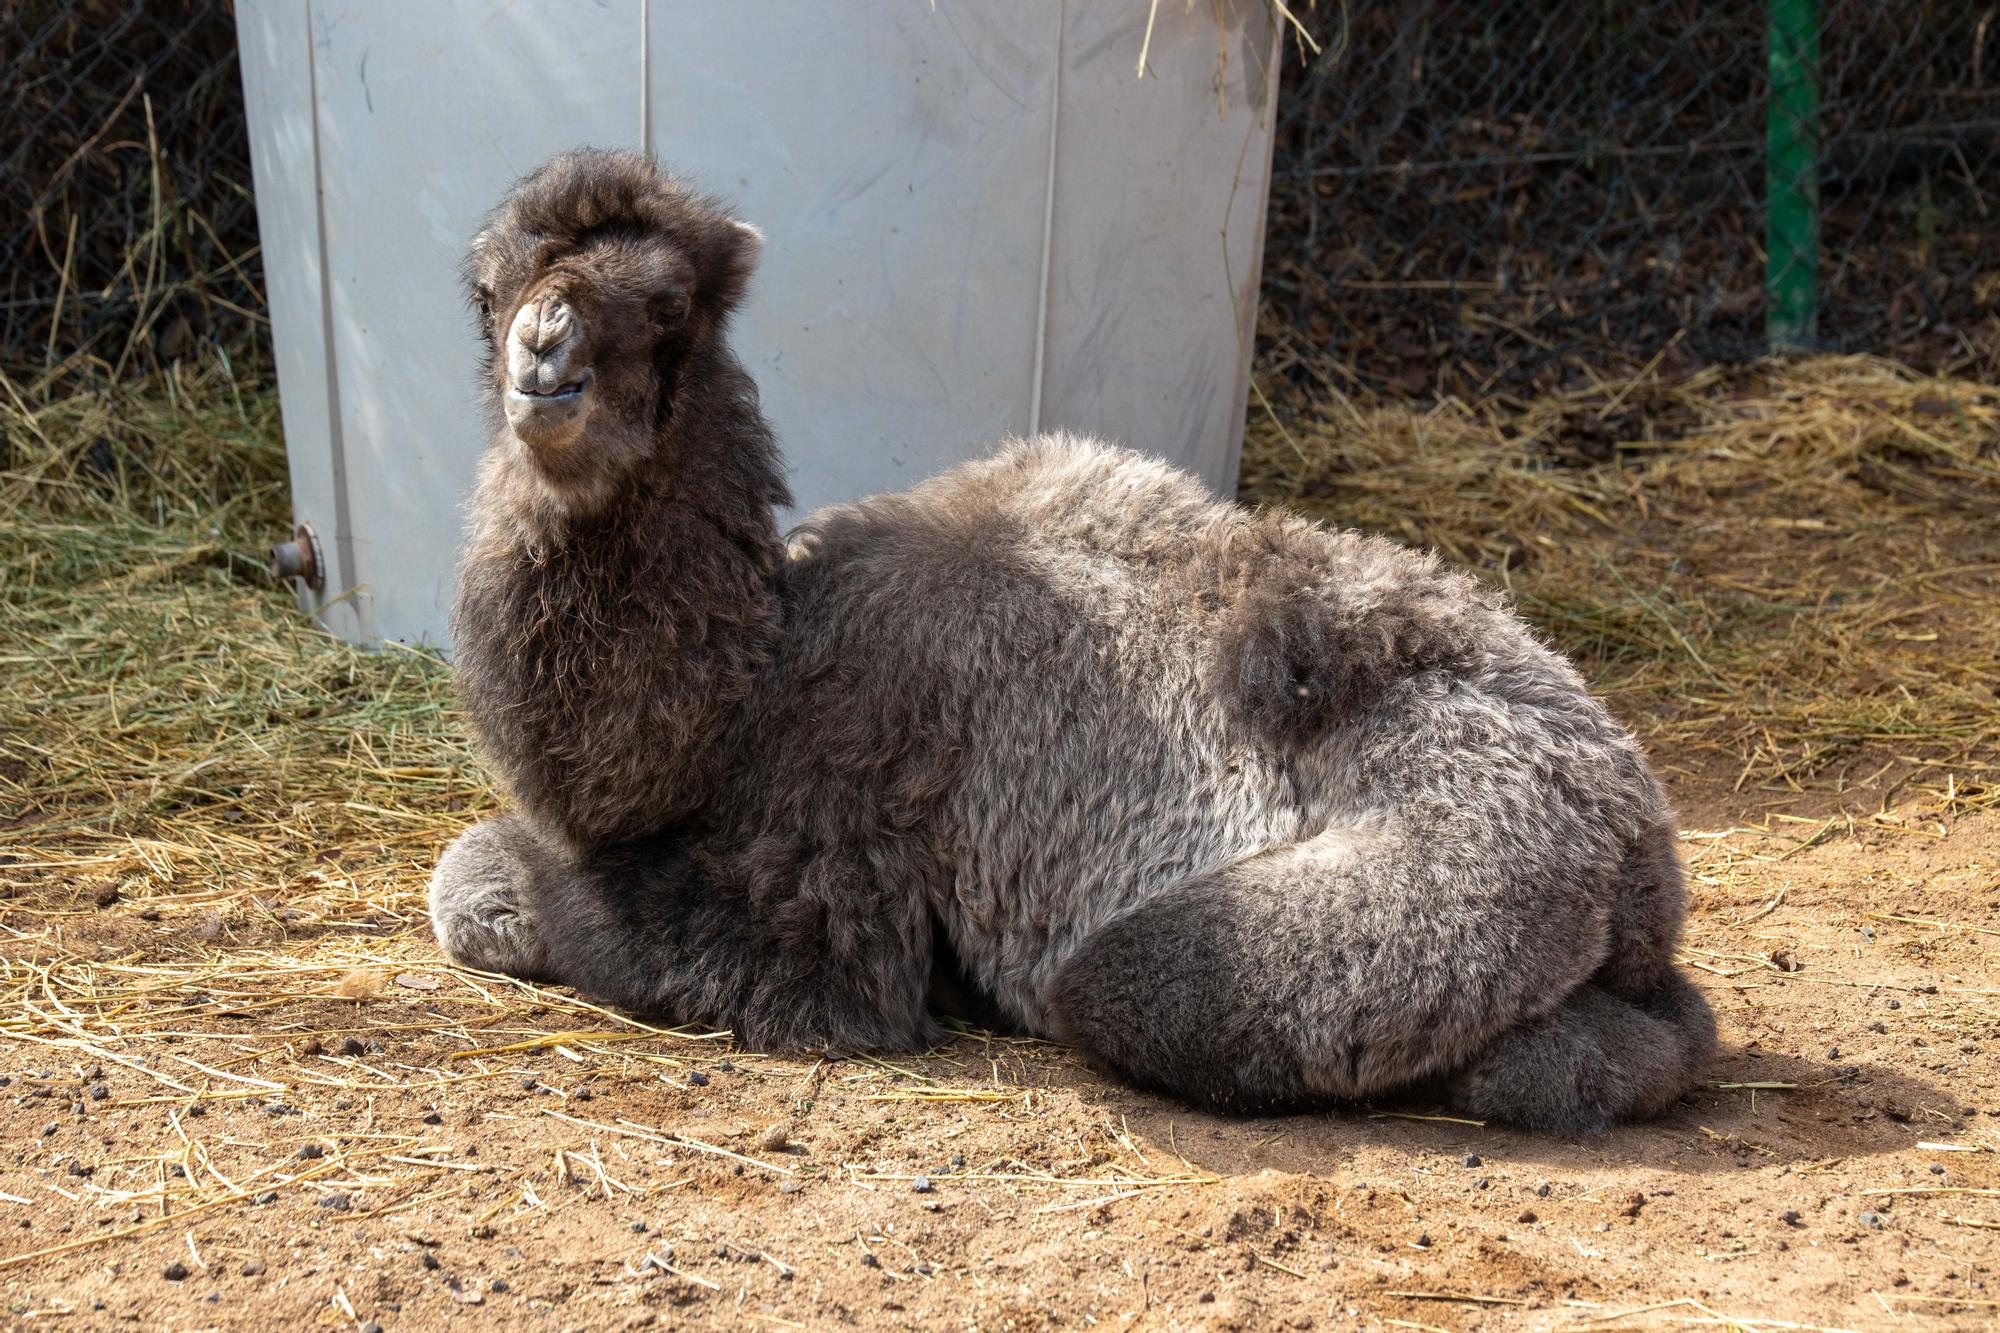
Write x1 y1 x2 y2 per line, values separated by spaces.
430 150 1715 1134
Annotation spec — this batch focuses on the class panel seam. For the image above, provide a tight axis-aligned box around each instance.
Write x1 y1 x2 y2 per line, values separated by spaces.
1027 0 1064 438
305 0 357 632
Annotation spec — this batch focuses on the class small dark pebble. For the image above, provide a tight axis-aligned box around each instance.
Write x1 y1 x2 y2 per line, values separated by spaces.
574 1087 594 1101
1415 1232 1432 1248
860 1253 880 1269
0 1076 9 1087
688 1071 710 1087
66 1161 93 1178
1461 1154 1482 1168
1475 1177 1490 1190
778 1179 802 1195
716 1061 735 1072
187 1103 206 1118
1535 1183 1551 1198
912 1262 933 1275
732 1163 744 1176
298 1144 324 1160
87 1083 109 1101
339 1036 366 1056
519 1077 538 1091
253 1191 278 1205
40 1122 57 1136
161 1262 190 1281
1199 1292 1215 1304
1885 999 1901 1010
1779 1209 1801 1226
911 1176 934 1194
490 1278 509 1293
630 1221 648 1233
1869 1021 1887 1034
240 1258 265 1276
360 1324 383 1333
1930 1164 1946 1175
169 1164 186 1178
421 1111 442 1125
1827 1047 1840 1059
421 1252 441 1271
319 1193 352 1211
1859 1211 1883 1228
949 1154 965 1169
299 1037 323 1056
1517 1210 1537 1224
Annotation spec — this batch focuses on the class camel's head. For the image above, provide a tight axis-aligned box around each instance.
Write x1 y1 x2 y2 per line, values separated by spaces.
465 150 761 498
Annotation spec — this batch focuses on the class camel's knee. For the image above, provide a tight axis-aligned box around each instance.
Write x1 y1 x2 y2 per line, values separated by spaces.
1048 886 1311 1115
428 817 554 980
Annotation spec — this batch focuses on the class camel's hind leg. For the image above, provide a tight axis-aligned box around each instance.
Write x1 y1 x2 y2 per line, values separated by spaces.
1441 972 1715 1133
1045 671 1712 1129
1045 820 1619 1120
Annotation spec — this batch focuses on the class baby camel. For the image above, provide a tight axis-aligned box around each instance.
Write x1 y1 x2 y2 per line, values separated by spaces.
430 150 1715 1132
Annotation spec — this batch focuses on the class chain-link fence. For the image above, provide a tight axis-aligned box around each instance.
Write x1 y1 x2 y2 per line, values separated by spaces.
1260 0 2000 404
5 2 1997 401
3 0 259 378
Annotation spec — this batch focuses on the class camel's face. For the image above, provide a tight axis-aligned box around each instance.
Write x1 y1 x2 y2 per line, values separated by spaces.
464 152 762 505
467 232 699 499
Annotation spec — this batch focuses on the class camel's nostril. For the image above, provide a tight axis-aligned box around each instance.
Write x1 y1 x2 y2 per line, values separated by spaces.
511 298 575 355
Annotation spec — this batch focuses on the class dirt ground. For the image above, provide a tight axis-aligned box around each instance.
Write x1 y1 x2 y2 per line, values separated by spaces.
0 786 1995 1332
2 356 1997 1330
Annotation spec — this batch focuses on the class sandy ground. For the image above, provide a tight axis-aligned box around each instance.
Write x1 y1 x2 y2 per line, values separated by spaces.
0 778 1994 1331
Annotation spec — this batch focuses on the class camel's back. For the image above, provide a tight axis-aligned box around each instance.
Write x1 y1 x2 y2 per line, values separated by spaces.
740 437 1345 1017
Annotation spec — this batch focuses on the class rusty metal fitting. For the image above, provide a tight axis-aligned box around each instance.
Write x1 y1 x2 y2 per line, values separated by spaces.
268 522 325 593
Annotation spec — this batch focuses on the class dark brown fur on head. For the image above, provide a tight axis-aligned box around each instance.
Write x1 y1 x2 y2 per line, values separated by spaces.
464 148 767 516
452 149 789 852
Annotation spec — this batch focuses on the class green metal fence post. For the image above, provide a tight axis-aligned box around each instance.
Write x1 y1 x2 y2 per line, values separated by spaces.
1766 0 1821 351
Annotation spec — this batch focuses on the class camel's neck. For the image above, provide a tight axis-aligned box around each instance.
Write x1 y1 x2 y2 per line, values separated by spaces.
453 351 791 850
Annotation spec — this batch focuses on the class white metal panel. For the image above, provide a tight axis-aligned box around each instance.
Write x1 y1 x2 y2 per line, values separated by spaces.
237 0 361 641
307 0 644 644
646 1 1062 519
1039 1 1280 483
241 2 1276 647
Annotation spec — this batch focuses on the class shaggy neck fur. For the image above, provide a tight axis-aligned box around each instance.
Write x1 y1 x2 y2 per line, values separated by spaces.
452 340 790 854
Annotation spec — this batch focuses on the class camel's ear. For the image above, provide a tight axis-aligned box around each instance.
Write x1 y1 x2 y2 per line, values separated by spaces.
698 219 762 315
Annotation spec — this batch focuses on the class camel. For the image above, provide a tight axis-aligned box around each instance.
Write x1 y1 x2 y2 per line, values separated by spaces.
429 150 1714 1131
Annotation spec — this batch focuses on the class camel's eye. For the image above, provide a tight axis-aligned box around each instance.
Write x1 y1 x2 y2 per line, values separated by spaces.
651 286 691 329
473 287 494 320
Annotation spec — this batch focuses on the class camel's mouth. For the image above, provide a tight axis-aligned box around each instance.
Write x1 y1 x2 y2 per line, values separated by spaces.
514 377 587 402
504 370 592 442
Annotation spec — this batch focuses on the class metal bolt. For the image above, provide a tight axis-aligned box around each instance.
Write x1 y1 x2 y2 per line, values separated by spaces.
268 522 324 592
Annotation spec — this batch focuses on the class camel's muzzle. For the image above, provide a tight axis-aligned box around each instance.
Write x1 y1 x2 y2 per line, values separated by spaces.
503 295 590 443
